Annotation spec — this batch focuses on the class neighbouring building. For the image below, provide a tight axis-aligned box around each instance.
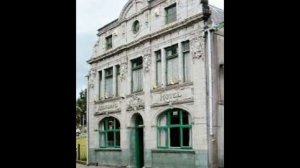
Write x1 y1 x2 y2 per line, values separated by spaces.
86 0 223 168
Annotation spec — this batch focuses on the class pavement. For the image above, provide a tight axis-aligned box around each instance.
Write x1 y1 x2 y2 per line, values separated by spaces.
76 163 111 168
76 163 96 168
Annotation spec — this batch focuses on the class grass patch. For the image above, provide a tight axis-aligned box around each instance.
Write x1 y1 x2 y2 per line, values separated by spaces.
76 136 87 161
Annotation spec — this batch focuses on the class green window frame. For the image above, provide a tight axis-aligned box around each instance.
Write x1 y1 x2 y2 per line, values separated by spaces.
116 65 120 97
99 117 120 148
182 41 191 82
131 57 143 93
155 50 162 87
157 109 192 149
165 44 179 85
165 3 177 24
106 35 112 50
98 71 102 99
105 67 113 98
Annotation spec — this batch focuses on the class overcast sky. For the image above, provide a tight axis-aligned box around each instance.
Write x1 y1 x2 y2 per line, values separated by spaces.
76 0 224 98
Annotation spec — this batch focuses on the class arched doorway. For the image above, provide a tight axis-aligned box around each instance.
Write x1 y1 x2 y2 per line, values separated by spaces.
133 114 144 168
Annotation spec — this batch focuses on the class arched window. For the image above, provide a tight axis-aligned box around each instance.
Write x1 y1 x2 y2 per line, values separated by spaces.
157 109 192 149
99 117 120 148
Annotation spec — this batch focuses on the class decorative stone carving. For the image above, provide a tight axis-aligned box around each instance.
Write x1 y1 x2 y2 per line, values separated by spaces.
191 32 205 60
91 68 97 77
145 11 149 26
92 38 100 57
154 7 160 17
143 53 151 72
88 69 97 89
122 24 126 35
120 61 128 81
89 83 94 89
113 28 119 36
127 94 144 111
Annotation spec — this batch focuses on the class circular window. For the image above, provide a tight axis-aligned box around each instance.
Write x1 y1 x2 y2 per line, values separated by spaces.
132 20 140 34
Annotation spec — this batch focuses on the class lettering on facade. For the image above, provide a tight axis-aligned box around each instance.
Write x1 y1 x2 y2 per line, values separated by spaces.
98 103 118 111
160 92 182 102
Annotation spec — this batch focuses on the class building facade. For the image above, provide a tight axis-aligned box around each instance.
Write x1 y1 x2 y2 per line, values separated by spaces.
86 0 223 168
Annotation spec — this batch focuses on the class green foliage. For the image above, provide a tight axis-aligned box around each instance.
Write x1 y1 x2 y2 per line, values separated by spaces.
76 89 87 128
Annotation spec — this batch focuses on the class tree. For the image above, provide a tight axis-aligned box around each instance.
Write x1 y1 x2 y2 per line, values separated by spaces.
76 89 87 129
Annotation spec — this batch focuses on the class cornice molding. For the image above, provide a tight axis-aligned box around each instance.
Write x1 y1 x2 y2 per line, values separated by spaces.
150 97 194 108
88 14 204 64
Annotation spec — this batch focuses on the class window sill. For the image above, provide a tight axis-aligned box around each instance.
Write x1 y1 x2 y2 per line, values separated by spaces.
95 97 122 104
165 20 177 25
95 148 121 152
126 91 144 98
151 148 194 154
151 82 193 93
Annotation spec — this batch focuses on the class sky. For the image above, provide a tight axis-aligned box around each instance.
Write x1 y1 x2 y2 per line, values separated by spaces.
76 0 224 98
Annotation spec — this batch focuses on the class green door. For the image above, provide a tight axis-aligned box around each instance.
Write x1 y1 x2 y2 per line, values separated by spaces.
135 115 144 168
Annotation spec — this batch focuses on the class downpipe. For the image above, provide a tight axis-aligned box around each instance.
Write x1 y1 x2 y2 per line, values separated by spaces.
205 24 216 136
205 24 217 168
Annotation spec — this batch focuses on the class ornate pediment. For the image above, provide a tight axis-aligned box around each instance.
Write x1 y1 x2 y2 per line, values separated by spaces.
119 0 148 21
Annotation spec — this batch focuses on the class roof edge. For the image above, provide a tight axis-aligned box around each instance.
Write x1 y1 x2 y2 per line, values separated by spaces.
97 19 118 32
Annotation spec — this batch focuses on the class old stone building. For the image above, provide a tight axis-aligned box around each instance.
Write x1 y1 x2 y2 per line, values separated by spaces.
86 0 223 168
